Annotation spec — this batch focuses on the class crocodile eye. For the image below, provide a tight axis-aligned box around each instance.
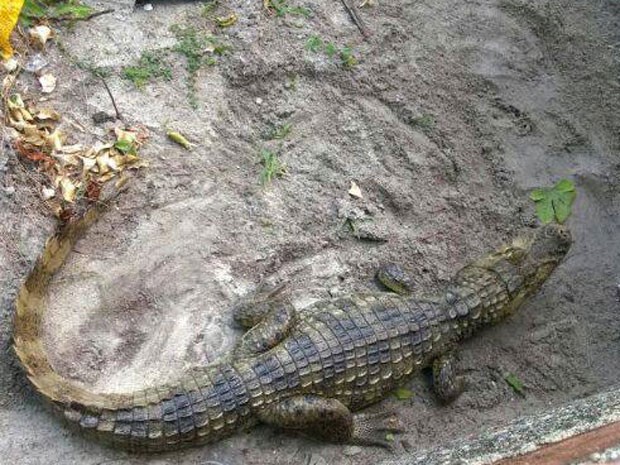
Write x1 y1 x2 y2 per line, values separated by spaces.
505 247 526 264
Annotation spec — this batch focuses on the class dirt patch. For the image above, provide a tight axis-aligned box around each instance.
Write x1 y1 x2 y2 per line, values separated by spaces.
1 0 618 464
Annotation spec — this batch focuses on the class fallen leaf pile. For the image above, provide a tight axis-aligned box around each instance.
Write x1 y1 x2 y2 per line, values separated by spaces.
5 93 148 215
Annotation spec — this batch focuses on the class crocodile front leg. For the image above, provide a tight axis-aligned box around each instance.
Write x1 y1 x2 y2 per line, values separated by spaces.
232 283 297 358
233 303 297 358
257 395 402 447
432 353 465 403
377 263 415 295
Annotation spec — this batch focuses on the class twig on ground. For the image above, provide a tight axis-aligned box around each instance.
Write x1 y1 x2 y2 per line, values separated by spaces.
56 9 115 22
99 77 122 120
340 0 371 38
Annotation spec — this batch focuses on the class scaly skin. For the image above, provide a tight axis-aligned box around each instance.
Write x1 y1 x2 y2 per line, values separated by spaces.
13 200 572 451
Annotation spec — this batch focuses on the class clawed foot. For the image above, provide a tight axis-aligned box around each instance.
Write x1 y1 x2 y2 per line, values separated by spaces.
352 411 405 449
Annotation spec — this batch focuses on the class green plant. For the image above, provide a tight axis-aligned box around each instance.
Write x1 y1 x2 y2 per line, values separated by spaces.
306 36 323 52
324 42 338 57
393 387 414 400
170 25 229 108
504 372 525 396
201 0 219 16
410 114 435 130
21 0 94 27
340 46 357 69
114 139 137 155
266 0 311 18
266 123 292 140
305 37 357 69
286 74 298 91
530 179 577 224
122 51 172 88
259 148 286 186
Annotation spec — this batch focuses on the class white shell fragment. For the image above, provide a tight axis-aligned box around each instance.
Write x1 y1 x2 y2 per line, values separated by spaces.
39 74 57 94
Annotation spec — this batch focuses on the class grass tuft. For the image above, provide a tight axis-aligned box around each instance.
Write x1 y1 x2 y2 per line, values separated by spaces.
259 148 286 186
122 51 172 88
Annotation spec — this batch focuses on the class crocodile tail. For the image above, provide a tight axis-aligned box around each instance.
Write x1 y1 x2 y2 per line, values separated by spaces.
13 206 109 407
13 203 254 451
12 206 142 444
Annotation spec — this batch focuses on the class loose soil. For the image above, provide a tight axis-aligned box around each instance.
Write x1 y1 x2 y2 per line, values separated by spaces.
1 0 618 464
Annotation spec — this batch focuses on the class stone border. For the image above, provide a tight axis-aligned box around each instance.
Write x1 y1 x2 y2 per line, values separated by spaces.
380 389 620 465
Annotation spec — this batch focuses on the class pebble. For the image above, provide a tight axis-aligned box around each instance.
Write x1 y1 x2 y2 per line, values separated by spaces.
255 97 263 105
24 53 48 73
343 446 362 456
4 186 15 196
41 187 56 200
307 453 328 465
589 452 601 462
2 57 18 72
143 3 153 11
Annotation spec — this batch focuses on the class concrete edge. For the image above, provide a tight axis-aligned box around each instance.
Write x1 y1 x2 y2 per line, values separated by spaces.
380 388 620 465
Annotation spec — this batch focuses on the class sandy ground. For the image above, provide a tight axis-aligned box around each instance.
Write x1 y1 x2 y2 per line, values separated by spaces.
0 0 619 464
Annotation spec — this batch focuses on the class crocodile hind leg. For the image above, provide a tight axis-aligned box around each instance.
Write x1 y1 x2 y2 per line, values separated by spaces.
233 303 297 358
432 353 465 403
257 395 403 447
377 263 415 295
232 283 289 328
231 284 297 358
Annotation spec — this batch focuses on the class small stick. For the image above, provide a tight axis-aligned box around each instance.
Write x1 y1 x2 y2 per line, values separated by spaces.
99 77 122 121
56 9 115 22
340 0 371 38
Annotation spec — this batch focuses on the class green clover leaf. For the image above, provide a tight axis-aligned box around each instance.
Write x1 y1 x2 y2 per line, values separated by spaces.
530 179 576 224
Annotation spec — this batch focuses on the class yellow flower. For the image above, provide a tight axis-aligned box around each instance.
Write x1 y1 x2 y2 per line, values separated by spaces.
0 0 25 59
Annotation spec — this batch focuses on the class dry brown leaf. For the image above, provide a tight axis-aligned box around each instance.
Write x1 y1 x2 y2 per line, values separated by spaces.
29 26 54 47
348 181 363 199
58 144 84 154
21 125 48 146
54 153 81 167
6 92 148 208
91 141 114 154
96 152 111 174
81 156 97 173
39 74 57 94
35 108 61 121
98 172 116 183
107 155 121 171
3 74 17 96
114 127 137 144
59 177 77 202
46 129 64 150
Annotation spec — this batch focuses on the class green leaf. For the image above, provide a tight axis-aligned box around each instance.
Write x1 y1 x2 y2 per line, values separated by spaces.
114 139 134 154
530 179 577 224
555 178 575 193
553 190 576 224
535 196 554 224
385 433 395 442
393 387 414 400
529 188 546 201
504 372 525 395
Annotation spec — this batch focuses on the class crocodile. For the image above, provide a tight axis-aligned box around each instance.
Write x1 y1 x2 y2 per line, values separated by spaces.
13 196 572 452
